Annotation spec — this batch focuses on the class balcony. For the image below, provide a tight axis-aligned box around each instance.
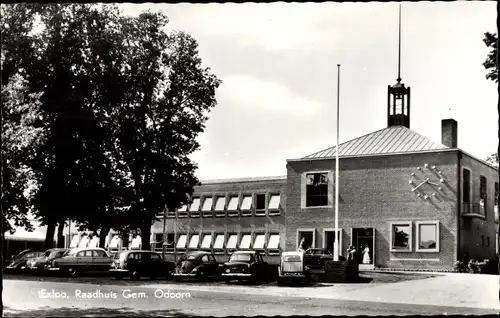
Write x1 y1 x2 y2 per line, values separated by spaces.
462 202 485 219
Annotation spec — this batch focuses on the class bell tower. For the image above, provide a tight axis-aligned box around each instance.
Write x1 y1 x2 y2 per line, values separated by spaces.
388 4 410 128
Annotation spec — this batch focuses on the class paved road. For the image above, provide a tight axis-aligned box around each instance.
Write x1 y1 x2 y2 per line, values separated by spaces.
3 273 499 316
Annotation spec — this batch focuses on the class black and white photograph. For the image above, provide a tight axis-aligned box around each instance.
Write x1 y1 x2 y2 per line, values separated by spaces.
1 1 499 317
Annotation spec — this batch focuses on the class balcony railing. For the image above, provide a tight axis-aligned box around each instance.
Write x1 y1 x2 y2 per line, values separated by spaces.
462 202 485 218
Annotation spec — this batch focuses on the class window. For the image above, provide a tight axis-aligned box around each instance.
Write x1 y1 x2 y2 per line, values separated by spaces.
151 253 162 261
480 176 487 216
78 250 92 257
297 230 315 250
214 196 226 217
241 195 252 216
390 222 412 252
201 255 210 264
176 234 187 250
462 169 471 213
202 197 213 217
188 234 200 249
178 203 188 218
416 221 439 252
189 198 201 217
495 182 499 206
227 196 239 217
201 234 212 250
268 194 280 215
164 233 175 253
253 234 266 250
487 237 490 247
230 253 252 262
306 173 329 207
267 234 280 254
93 250 107 257
239 234 252 249
155 233 163 244
213 234 225 254
226 234 238 250
255 194 266 216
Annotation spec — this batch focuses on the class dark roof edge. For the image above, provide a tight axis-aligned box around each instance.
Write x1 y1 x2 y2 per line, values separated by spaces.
200 175 287 185
459 150 499 171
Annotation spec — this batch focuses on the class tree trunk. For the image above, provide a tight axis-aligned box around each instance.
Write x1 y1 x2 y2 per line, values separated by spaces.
44 221 56 250
140 222 151 251
56 222 66 248
497 6 500 263
1 198 4 317
99 227 109 248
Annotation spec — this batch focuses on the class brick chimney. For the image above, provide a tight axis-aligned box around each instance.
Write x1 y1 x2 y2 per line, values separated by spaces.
441 119 457 148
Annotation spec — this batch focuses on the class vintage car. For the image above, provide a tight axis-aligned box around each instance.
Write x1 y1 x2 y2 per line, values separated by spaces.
222 250 277 284
47 247 111 276
5 250 44 272
303 248 345 274
110 250 176 280
277 251 310 286
173 251 224 281
26 248 68 273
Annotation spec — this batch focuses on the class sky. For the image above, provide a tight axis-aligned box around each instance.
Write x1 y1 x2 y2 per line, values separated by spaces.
119 2 498 181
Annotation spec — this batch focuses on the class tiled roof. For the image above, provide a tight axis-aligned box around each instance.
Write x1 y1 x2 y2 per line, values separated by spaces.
302 126 449 159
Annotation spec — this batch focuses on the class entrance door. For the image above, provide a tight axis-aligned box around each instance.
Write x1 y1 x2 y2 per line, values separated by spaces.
351 228 375 269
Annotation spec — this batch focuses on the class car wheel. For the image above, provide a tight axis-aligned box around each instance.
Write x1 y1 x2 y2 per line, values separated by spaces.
225 279 231 284
67 267 78 277
174 276 182 282
114 275 123 280
277 279 283 286
196 271 205 281
131 271 140 280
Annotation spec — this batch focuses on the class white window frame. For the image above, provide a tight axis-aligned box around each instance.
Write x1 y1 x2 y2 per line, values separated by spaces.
389 221 413 252
296 228 316 250
176 234 187 251
214 196 226 217
202 196 214 218
240 195 253 217
415 221 440 253
239 233 252 250
200 233 213 250
226 233 238 252
254 193 267 216
188 198 201 218
213 233 225 254
301 171 334 209
267 233 281 255
322 228 343 253
252 233 266 250
268 194 281 216
227 195 239 217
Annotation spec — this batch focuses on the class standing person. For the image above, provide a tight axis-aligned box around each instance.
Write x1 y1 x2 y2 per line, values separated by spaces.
362 245 371 264
347 245 356 263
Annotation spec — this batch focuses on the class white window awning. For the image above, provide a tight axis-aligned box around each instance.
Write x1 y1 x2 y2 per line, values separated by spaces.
214 234 224 249
214 197 225 211
70 234 81 248
240 234 251 249
78 236 90 248
202 198 213 211
227 197 239 210
130 236 142 249
201 234 212 249
176 234 187 248
189 198 201 212
88 236 100 248
226 234 238 249
189 235 200 249
269 195 280 209
268 234 280 249
108 235 121 249
240 196 252 210
253 234 265 249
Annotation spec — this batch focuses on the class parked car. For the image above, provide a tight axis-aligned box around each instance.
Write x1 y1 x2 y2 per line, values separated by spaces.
222 250 276 284
5 250 44 273
26 248 68 273
277 251 310 286
110 250 176 280
173 251 224 281
47 247 111 276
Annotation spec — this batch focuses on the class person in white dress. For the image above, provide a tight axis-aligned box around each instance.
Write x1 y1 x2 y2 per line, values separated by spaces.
362 245 371 264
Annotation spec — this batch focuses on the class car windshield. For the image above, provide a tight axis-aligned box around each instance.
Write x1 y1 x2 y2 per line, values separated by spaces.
64 250 76 257
283 255 302 262
14 250 29 259
43 250 52 257
229 254 252 262
186 254 197 260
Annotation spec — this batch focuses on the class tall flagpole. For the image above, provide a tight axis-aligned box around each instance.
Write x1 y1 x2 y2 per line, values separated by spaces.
334 64 340 262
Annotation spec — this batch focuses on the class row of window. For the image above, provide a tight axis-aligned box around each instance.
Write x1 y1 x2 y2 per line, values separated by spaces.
152 232 281 255
165 193 281 218
389 221 440 253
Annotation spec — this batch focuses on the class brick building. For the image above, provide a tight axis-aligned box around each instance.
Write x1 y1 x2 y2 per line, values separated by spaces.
146 75 498 271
